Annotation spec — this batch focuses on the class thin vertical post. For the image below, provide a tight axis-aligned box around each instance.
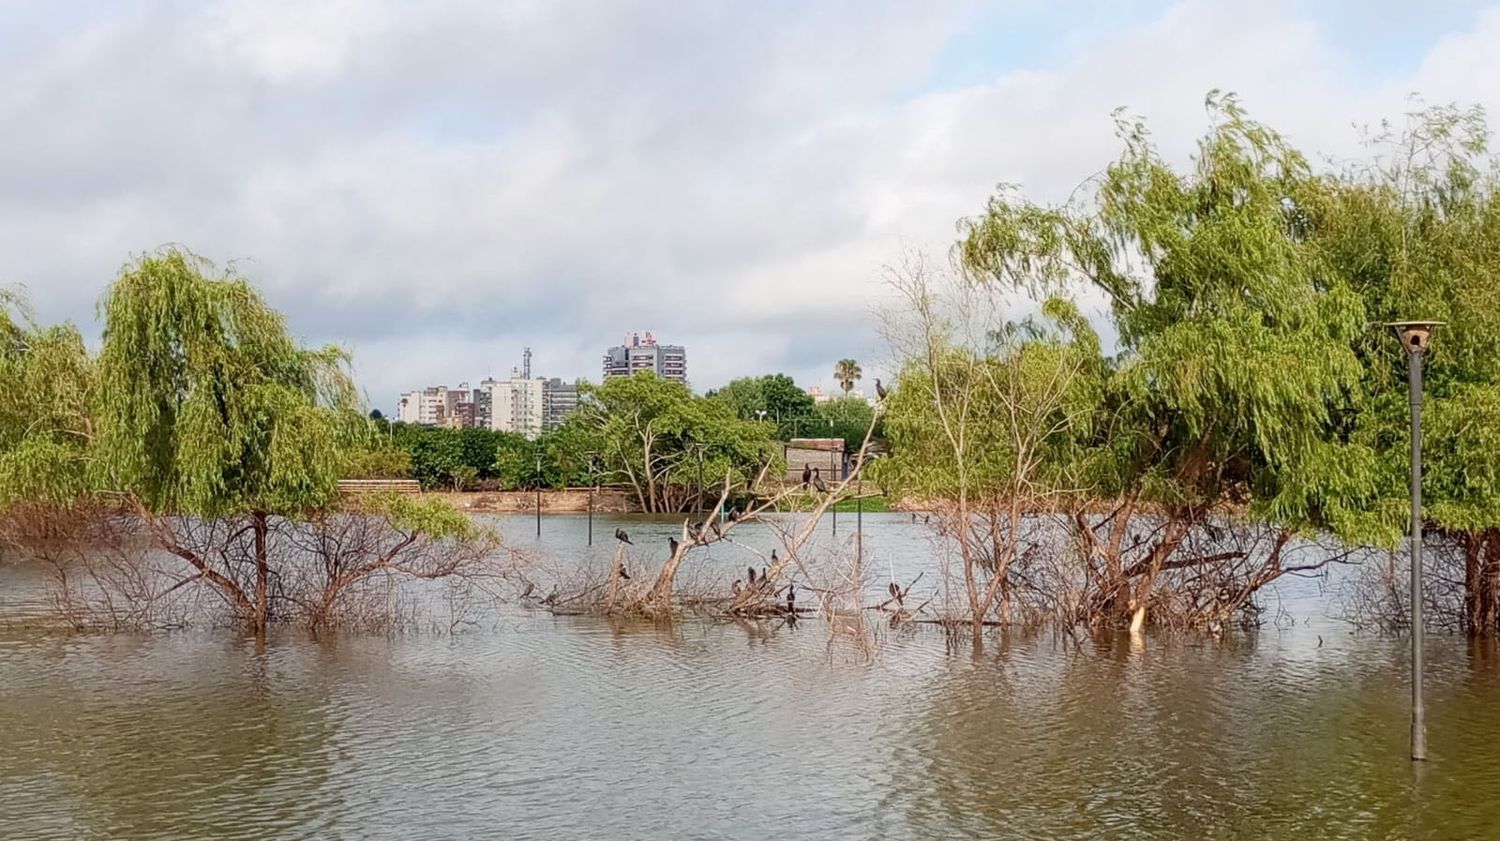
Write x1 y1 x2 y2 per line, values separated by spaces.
856 476 863 564
1409 348 1427 761
535 453 542 540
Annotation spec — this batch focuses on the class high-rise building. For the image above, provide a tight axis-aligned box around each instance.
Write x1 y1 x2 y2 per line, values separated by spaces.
397 385 459 426
542 377 580 430
602 331 687 382
486 372 545 439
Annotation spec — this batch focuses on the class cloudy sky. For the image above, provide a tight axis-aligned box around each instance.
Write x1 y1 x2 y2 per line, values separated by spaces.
4 0 1499 411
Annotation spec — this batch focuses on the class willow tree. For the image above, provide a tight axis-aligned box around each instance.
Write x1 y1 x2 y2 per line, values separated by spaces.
92 249 364 631
956 93 1372 632
0 289 93 521
1306 104 1500 634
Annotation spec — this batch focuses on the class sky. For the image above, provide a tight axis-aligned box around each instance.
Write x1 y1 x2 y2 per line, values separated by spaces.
3 0 1500 412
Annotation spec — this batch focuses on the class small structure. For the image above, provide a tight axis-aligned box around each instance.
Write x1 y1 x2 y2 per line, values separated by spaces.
337 479 422 496
782 438 846 483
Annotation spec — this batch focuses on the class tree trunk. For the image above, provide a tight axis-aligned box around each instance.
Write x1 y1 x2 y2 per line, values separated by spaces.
252 511 270 633
1467 530 1500 637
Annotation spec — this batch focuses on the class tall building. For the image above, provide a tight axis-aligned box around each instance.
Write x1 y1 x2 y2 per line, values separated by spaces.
602 331 686 382
542 378 580 430
486 372 545 439
397 385 460 426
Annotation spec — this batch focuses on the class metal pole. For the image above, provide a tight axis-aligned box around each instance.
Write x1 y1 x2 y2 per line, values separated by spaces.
856 476 863 564
1409 348 1427 761
588 485 594 546
535 453 542 540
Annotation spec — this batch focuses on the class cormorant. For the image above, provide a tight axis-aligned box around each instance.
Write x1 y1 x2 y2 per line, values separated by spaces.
618 566 630 580
787 582 796 612
668 537 680 556
875 378 888 400
747 566 757 586
520 581 536 599
888 581 901 599
541 585 559 606
615 528 633 545
801 463 812 488
811 467 828 493
732 579 743 596
708 519 722 539
771 550 779 564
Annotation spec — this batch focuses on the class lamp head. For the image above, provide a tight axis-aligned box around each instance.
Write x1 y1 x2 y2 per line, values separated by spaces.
1386 321 1445 354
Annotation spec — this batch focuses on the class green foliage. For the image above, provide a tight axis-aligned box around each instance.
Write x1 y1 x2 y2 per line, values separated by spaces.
0 290 93 506
815 396 882 452
358 492 481 541
339 445 413 480
580 371 779 512
953 93 1374 535
388 423 533 490
91 249 363 517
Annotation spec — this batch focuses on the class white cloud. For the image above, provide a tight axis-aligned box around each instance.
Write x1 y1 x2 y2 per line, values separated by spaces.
1 0 1498 409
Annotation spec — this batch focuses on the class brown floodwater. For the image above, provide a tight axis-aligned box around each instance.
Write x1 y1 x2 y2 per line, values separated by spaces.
3 514 1499 840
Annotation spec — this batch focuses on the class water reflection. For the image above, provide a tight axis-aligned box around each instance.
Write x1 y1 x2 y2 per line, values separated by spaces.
3 516 1500 839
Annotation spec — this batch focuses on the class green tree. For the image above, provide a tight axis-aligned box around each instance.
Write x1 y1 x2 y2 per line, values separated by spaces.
1305 104 1500 634
0 289 93 509
91 249 369 630
834 358 862 394
579 372 777 512
952 93 1371 631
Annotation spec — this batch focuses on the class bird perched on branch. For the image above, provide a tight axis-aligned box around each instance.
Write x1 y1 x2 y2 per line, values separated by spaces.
811 467 828 494
888 581 901 600
541 585 558 606
787 582 796 613
615 528 633 545
747 566 757 586
619 566 630 580
874 378 888 401
801 463 812 488
668 537 679 556
732 579 743 596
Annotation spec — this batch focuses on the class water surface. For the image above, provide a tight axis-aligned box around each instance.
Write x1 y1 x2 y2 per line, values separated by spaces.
3 515 1498 839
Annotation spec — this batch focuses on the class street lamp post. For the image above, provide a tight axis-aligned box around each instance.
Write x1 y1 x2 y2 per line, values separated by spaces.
1389 320 1443 762
586 452 598 547
534 451 543 540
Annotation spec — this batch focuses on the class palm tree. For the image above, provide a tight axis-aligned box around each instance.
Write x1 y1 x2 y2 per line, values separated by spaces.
834 359 862 395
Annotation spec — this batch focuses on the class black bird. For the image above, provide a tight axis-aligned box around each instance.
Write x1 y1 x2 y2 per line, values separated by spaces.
541 585 559 607
618 566 630 580
732 579 743 596
615 528 633 545
747 566 757 586
801 463 812 488
787 582 796 612
709 519 722 539
888 581 901 599
771 550 779 564
668 537 680 556
761 566 768 584
875 378 888 400
811 467 828 493
520 581 536 599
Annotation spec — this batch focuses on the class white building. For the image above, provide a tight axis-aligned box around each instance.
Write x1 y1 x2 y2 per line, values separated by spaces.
486 372 545 439
396 384 472 427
